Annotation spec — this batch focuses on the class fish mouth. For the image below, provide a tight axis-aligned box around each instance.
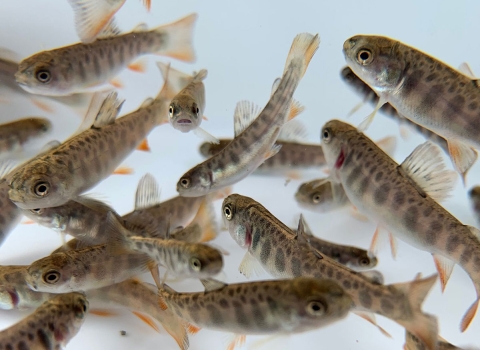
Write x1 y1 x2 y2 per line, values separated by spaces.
177 119 193 124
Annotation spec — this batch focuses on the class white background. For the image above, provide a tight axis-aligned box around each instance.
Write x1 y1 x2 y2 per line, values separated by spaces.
1 0 480 349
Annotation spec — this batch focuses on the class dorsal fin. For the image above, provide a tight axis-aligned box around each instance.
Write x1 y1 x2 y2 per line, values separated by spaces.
40 140 61 154
359 270 384 285
193 69 208 81
141 97 154 108
133 22 149 32
399 142 458 202
277 120 308 142
97 18 121 39
233 100 261 137
0 160 16 179
376 135 397 157
458 62 476 79
91 92 124 128
200 278 227 291
296 214 323 259
135 173 161 210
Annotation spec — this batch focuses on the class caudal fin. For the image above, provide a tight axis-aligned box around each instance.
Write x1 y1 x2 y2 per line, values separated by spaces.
154 13 198 63
283 33 320 79
104 211 133 256
191 198 218 242
156 61 193 96
393 274 439 350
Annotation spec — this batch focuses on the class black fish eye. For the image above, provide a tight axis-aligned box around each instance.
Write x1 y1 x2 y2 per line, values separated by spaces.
223 205 233 220
30 208 44 214
307 300 326 316
190 257 202 271
322 128 331 143
359 257 370 266
180 177 191 188
43 270 60 284
34 182 49 197
357 49 373 65
169 105 174 116
36 70 51 83
312 193 321 203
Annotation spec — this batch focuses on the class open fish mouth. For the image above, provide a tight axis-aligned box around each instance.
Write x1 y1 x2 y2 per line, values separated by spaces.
177 119 193 124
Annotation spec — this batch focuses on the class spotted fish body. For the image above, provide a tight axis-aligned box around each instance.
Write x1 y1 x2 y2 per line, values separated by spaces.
25 243 151 293
199 139 326 176
0 265 55 310
222 194 439 349
0 179 22 247
0 293 88 350
320 119 480 331
15 14 197 96
6 89 167 209
159 277 353 336
86 280 189 350
0 118 51 155
340 66 449 155
295 178 349 213
176 33 320 196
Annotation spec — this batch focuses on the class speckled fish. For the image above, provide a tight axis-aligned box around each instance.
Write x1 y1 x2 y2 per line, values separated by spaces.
25 243 152 293
6 80 172 209
291 216 377 271
0 118 52 157
0 166 22 247
86 279 189 350
15 13 197 96
340 66 450 157
67 0 152 43
0 292 88 350
176 33 320 196
404 331 470 350
320 119 480 331
222 193 439 349
0 265 55 310
343 35 480 180
469 186 480 227
158 276 352 349
107 212 224 280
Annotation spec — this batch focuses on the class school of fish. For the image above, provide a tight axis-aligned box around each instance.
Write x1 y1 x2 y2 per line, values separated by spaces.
0 1 479 350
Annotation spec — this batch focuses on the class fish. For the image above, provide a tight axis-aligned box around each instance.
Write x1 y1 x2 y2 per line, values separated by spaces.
86 279 189 350
291 216 378 271
6 76 172 209
404 331 467 350
340 66 450 157
468 186 480 226
25 243 152 293
343 35 480 180
0 165 22 247
0 118 52 157
0 292 88 350
15 13 197 96
168 69 218 143
67 0 152 43
0 265 55 310
222 193 439 349
320 119 480 332
176 33 320 196
158 276 353 349
106 212 224 280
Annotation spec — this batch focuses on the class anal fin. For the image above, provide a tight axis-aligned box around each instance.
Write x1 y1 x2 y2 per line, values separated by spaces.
432 254 455 292
132 311 160 333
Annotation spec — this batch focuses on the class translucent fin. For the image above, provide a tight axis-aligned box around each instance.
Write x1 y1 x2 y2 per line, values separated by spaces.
141 0 151 11
74 90 114 135
127 59 148 73
66 0 125 43
40 140 61 154
90 309 118 317
233 100 261 137
401 141 459 201
200 278 226 291
141 97 154 108
264 144 282 160
354 311 392 338
447 138 478 184
458 62 476 79
239 251 263 279
0 47 19 62
133 23 148 32
153 13 198 62
376 135 397 157
156 61 192 95
97 18 121 39
31 98 54 113
432 254 455 292
131 311 160 333
149 263 161 289
112 166 134 175
193 69 208 81
136 138 151 152
190 198 218 242
225 334 246 350
349 206 369 222
74 195 115 214
277 120 308 142
104 212 132 255
135 173 161 210
92 91 124 128
347 101 365 117
186 323 201 335
461 298 480 332
193 127 220 144
287 99 305 120
109 78 124 89
388 232 398 260
283 33 320 79
358 97 386 131
369 226 381 255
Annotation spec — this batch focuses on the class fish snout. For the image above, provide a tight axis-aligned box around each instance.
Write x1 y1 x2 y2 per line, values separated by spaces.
343 38 357 54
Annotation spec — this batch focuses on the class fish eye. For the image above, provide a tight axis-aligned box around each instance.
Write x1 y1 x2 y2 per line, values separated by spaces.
169 105 174 117
180 177 191 188
223 204 233 220
190 257 202 271
43 270 60 284
307 300 326 316
356 49 373 65
359 257 370 266
322 128 331 143
34 182 49 197
30 208 44 215
36 70 51 83
312 193 321 203
74 299 87 318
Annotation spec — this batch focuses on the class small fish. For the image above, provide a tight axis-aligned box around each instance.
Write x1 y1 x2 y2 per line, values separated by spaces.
0 118 52 157
176 33 320 196
15 13 197 96
0 292 88 349
168 69 218 143
469 186 480 226
404 331 467 350
0 165 22 247
292 216 377 271
295 177 350 213
343 35 480 180
7 82 170 209
25 243 152 293
158 277 353 349
86 279 189 350
320 119 480 332
67 0 152 43
222 193 439 349
106 212 224 280
0 265 55 310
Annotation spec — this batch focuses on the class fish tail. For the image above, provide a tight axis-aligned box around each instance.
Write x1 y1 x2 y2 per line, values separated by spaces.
153 13 198 62
283 33 320 80
156 61 193 97
191 197 218 242
193 69 208 81
67 0 125 43
104 212 132 255
393 274 439 350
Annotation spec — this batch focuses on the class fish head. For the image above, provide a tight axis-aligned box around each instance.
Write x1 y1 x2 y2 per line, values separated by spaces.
168 96 201 133
222 194 255 248
50 293 89 341
22 205 67 230
7 161 68 209
15 51 71 96
347 251 378 270
176 166 212 197
343 35 406 92
23 117 53 135
186 244 224 278
0 288 16 310
288 277 353 330
294 179 334 212
26 254 72 293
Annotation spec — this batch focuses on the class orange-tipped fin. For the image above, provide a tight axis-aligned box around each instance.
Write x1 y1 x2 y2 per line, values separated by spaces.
226 334 246 350
109 78 124 89
447 139 478 185
132 311 160 333
287 99 305 121
354 311 392 338
202 115 208 121
432 254 455 292
136 138 150 152
31 98 54 113
388 232 398 260
141 0 151 11
460 297 479 332
21 220 36 225
186 323 201 335
369 226 381 255
90 309 117 317
128 59 147 73
113 166 134 175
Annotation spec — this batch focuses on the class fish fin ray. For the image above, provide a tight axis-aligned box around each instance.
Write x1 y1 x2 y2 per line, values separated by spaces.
359 270 384 285
287 99 305 121
109 78 124 89
193 127 220 144
447 139 477 184
136 138 151 152
239 252 263 279
233 100 262 137
92 91 124 128
113 166 134 175
460 298 480 332
376 135 397 157
277 119 308 142
458 62 476 79
200 278 226 291
191 198 218 242
193 69 208 81
135 173 161 209
156 62 192 96
283 33 320 79
127 58 148 73
131 311 160 333
388 232 398 260
30 98 55 113
89 309 117 317
357 97 386 131
432 254 455 292
353 311 392 338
